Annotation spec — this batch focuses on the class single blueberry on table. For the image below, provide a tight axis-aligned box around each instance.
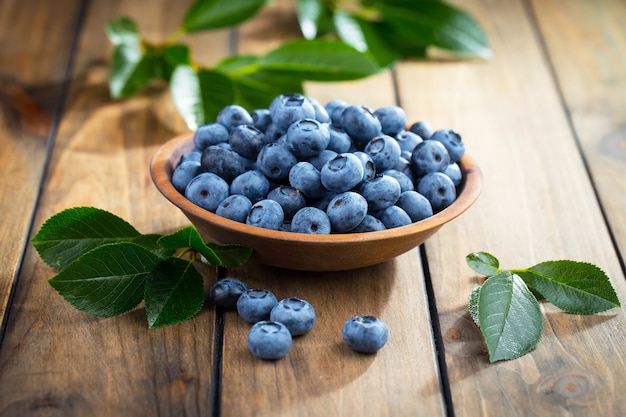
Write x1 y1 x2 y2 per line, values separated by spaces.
215 194 253 223
230 170 270 203
172 160 203 194
340 105 382 146
288 161 326 200
270 297 316 336
228 124 270 160
359 174 402 212
184 172 230 213
256 142 298 182
217 105 254 132
193 123 229 151
373 105 406 136
364 134 402 173
290 206 332 234
342 315 389 353
247 320 292 360
246 199 285 230
201 144 248 182
410 140 451 178
326 191 368 233
320 153 364 193
286 118 330 159
417 172 457 213
430 129 465 163
267 185 307 220
209 278 248 310
237 288 278 323
379 205 412 229
396 190 433 222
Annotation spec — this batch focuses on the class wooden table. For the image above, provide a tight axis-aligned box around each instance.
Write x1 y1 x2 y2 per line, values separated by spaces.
1 0 625 416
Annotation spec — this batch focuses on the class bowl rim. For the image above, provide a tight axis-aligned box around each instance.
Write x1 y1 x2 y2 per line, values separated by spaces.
150 133 483 244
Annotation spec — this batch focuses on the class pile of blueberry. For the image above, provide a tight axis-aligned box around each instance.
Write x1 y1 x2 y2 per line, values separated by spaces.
173 93 465 234
210 278 388 359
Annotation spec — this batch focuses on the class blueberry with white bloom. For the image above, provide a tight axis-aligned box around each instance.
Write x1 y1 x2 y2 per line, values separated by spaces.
209 278 248 310
185 172 229 213
270 297 316 336
289 161 326 200
342 315 389 353
290 207 331 234
256 142 298 182
340 105 382 146
217 105 254 132
382 169 414 193
270 93 316 130
307 149 338 171
374 105 406 136
246 199 285 230
216 194 253 223
251 108 272 132
326 124 352 154
326 191 368 233
352 214 386 233
410 140 450 178
352 151 376 187
396 190 433 222
444 162 462 187
417 172 457 213
193 123 229 151
430 129 465 163
320 153 364 193
237 288 278 323
365 134 402 172
286 118 330 159
305 96 331 123
360 175 402 212
325 99 348 125
230 170 270 203
395 130 423 154
201 144 248 182
248 321 292 360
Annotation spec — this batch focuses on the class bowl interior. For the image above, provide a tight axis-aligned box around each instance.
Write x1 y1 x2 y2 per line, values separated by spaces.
150 133 483 271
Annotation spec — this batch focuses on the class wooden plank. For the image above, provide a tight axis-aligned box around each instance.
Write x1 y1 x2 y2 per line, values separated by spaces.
529 0 626 263
0 0 82 325
219 1 445 416
396 0 626 415
0 1 230 415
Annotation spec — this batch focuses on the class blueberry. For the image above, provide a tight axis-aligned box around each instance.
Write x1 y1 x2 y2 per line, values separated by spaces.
359 175 402 212
417 172 457 213
352 151 377 187
307 149 338 171
237 288 278 323
184 172 230 213
409 121 434 140
364 134 402 172
251 108 272 132
270 297 316 336
396 190 433 222
248 320 292 360
325 99 348 125
320 153 364 193
193 123 229 151
443 162 462 187
286 118 330 158
410 140 450 178
309 189 338 211
326 124 353 154
373 106 406 136
246 199 285 230
305 96 331 123
217 105 254 132
290 207 331 234
228 124 270 160
340 105 382 146
256 142 298 182
288 161 326 200
326 191 368 233
267 185 307 220
342 315 389 353
172 160 203 194
181 150 202 163
379 205 412 229
209 278 248 310
382 169 414 192
201 145 248 182
351 214 386 232
264 122 287 142
230 170 270 203
430 129 465 163
270 93 316 130
395 130 423 154
216 194 253 223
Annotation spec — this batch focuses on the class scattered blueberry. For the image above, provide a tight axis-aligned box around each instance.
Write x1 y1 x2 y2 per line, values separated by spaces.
237 288 278 323
209 278 248 310
342 315 389 353
248 320 292 360
270 297 316 336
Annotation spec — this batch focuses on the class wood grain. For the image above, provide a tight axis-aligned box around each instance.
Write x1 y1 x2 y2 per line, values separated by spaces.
0 1 228 415
529 0 626 264
396 0 626 415
0 0 82 328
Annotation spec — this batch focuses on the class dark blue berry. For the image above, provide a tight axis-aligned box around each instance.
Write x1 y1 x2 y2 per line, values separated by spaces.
217 105 254 132
360 175 402 212
256 142 298 182
417 172 457 213
172 160 203 194
365 134 402 172
184 172 229 213
237 288 278 323
230 170 270 203
270 297 316 336
396 190 433 222
286 118 330 158
193 123 229 151
342 315 389 353
410 140 451 178
290 207 331 234
320 153 364 193
326 191 368 232
246 199 285 230
374 106 406 136
430 129 465 163
289 161 326 200
201 145 248 182
379 205 412 228
248 320 292 360
267 185 307 220
228 124 270 160
409 121 433 140
209 278 248 310
216 194 253 223
340 105 382 146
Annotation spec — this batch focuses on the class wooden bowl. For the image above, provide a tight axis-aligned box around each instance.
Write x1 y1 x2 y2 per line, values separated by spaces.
150 133 482 271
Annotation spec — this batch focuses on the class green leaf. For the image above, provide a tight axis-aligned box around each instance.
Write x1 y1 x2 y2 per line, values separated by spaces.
296 0 334 39
109 43 163 98
161 44 192 81
132 233 176 260
257 39 381 81
466 251 500 276
145 258 205 328
514 261 620 314
105 17 140 47
170 65 236 129
206 242 252 267
158 226 222 265
31 207 141 270
364 0 492 58
183 0 268 33
48 242 161 317
478 271 543 362
468 286 481 326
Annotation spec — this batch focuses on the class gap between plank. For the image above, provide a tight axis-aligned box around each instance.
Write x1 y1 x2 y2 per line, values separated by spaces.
210 267 228 417
0 0 91 351
521 0 626 279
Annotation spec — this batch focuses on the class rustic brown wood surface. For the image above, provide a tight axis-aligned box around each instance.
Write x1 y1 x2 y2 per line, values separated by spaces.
0 0 624 416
